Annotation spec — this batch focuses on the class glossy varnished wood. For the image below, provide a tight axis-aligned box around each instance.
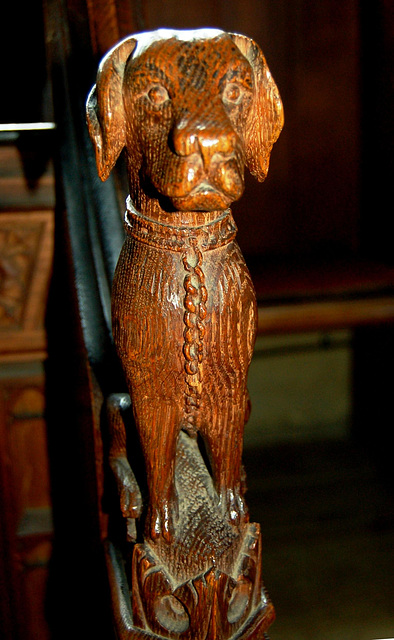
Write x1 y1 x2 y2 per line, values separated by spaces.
87 28 282 639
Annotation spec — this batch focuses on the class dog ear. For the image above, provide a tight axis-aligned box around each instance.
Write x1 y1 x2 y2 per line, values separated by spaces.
86 37 137 181
230 33 284 182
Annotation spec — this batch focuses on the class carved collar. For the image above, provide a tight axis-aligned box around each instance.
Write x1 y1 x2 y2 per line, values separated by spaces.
124 200 238 252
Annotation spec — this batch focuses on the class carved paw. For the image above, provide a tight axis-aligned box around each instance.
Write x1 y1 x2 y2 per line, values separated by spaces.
109 455 142 520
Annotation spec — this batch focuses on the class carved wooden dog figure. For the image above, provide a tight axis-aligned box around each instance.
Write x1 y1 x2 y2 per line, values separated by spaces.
87 28 283 542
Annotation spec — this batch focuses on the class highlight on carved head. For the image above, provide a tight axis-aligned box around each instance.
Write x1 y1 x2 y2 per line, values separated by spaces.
86 28 283 212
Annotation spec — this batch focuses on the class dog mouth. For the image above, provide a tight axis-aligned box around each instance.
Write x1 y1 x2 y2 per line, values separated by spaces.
170 180 238 211
155 156 245 211
190 182 223 197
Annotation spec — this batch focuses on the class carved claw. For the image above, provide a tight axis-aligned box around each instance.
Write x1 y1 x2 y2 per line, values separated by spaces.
148 500 176 543
218 486 249 527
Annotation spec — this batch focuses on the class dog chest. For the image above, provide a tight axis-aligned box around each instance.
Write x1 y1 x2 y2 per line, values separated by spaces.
112 234 256 389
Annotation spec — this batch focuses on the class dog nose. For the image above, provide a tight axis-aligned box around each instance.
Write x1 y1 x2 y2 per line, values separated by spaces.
173 117 238 166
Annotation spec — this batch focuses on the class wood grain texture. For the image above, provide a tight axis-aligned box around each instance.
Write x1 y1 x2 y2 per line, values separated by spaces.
0 211 54 360
87 28 282 639
0 367 52 640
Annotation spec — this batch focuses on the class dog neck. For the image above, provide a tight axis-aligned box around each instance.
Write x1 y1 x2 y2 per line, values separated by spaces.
124 196 237 252
126 189 232 227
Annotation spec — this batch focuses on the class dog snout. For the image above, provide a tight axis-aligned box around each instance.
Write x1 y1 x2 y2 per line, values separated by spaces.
172 117 238 168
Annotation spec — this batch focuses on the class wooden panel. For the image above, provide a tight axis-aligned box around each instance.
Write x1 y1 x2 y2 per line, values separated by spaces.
0 210 54 359
0 365 52 640
0 145 55 211
359 1 394 261
277 1 360 257
6 388 50 520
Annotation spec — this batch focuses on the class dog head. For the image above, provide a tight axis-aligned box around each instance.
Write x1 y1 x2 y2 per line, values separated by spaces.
87 28 283 213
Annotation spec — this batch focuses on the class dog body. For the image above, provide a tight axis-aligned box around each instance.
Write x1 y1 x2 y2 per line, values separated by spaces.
112 200 256 540
87 29 283 541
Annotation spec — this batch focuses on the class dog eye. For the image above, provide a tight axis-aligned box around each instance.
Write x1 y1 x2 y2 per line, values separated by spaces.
222 83 244 105
147 85 170 106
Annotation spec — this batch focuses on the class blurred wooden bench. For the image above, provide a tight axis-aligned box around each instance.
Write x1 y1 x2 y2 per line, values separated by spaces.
253 258 394 335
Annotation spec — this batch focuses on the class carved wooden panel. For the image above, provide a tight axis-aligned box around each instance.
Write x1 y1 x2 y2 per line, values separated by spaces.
0 211 54 360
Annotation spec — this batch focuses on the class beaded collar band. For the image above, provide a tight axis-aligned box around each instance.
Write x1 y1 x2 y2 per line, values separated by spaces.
124 200 238 252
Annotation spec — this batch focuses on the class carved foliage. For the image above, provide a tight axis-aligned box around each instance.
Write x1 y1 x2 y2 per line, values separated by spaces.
0 219 42 327
131 528 266 640
0 212 53 355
